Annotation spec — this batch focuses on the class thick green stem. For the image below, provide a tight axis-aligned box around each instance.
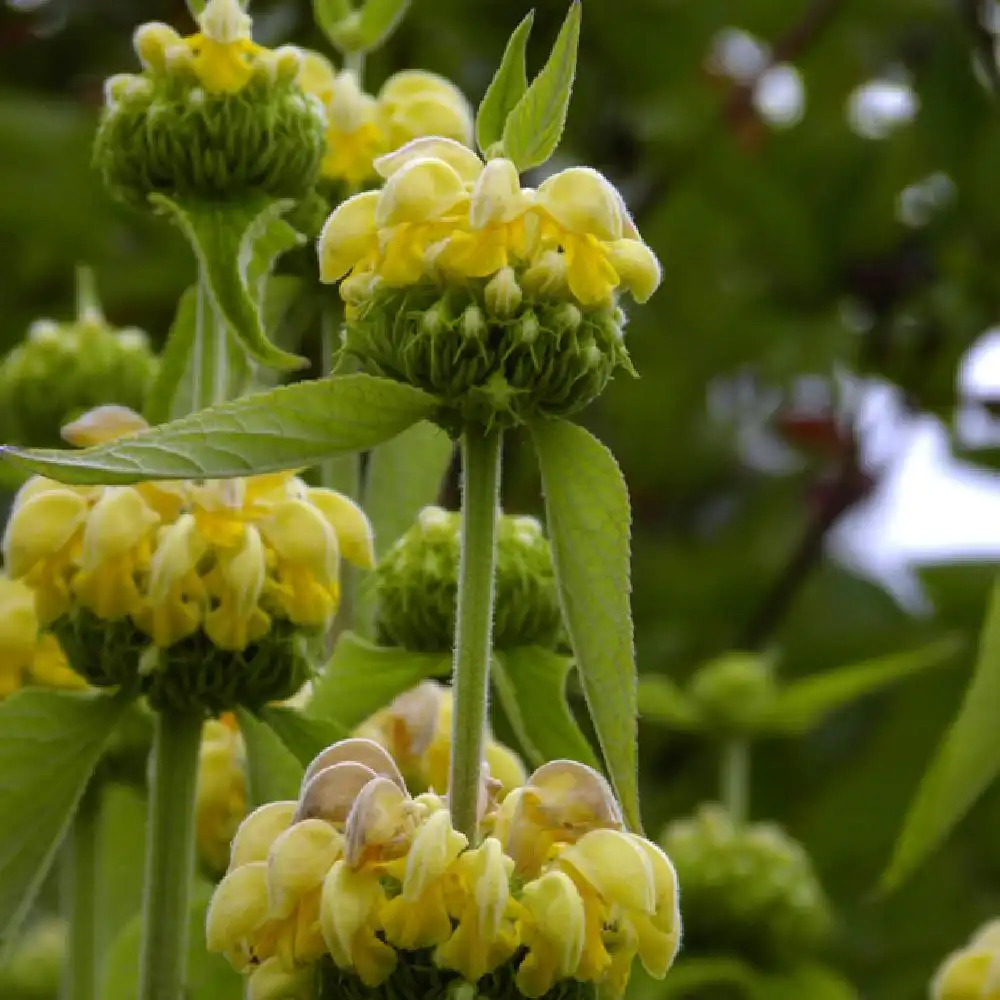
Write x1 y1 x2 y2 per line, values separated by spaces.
721 738 750 825
448 427 502 843
344 49 366 85
192 278 229 410
61 783 101 1000
138 711 202 1000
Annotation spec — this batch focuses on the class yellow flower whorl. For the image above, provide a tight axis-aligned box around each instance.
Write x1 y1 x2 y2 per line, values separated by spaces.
206 741 680 1000
932 922 1000 1000
317 139 659 429
1 410 374 713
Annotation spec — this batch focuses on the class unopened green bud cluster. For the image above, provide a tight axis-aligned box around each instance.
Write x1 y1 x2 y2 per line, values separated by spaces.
0 309 156 448
661 805 831 968
342 278 632 432
54 609 311 715
95 27 324 206
688 653 778 737
375 505 562 652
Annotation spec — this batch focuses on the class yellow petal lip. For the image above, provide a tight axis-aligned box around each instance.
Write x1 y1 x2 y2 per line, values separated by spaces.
374 137 483 183
229 801 298 871
3 489 89 577
247 958 315 1000
205 861 269 953
559 828 656 913
537 166 625 241
469 158 528 229
259 498 340 582
344 775 411 866
318 191 380 283
302 738 405 793
267 818 342 919
376 157 469 228
297 49 337 105
306 489 376 569
61 405 149 447
606 238 661 303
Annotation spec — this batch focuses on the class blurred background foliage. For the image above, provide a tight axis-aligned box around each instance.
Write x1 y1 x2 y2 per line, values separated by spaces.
3 0 1000 996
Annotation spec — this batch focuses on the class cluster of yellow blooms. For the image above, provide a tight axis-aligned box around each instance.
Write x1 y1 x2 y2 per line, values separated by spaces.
127 0 472 189
319 137 661 311
932 922 1000 999
207 738 680 1000
196 714 249 876
0 574 83 697
356 679 526 796
298 54 473 188
1 407 372 656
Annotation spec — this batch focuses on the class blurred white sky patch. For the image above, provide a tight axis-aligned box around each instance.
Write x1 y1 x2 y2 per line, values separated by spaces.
753 65 805 128
847 78 919 139
833 333 1000 612
708 27 770 84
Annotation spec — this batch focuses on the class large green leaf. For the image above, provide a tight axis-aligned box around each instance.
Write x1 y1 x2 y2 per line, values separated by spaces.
491 648 598 768
2 374 437 484
257 706 349 769
766 637 961 736
883 577 1000 890
309 631 450 731
101 882 242 1000
150 194 305 372
501 2 581 172
476 10 534 154
313 0 352 44
236 708 303 806
530 418 639 830
0 690 127 945
365 421 453 558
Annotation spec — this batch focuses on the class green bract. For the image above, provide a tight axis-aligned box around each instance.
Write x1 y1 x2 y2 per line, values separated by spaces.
95 67 325 207
342 280 632 432
375 506 562 652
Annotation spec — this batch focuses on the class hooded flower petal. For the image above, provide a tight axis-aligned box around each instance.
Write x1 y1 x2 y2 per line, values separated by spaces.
375 158 468 228
517 871 586 997
3 488 88 578
229 801 298 871
537 167 624 242
374 137 483 183
206 861 270 969
268 818 343 919
606 239 662 303
318 191 380 282
306 489 375 569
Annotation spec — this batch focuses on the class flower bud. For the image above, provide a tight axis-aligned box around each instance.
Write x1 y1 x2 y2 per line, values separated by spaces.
661 804 831 967
688 652 778 737
484 267 523 318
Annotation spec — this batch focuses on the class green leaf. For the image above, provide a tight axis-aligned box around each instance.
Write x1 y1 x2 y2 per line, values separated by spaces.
150 194 306 372
530 418 639 830
314 0 354 44
2 374 438 484
883 577 1000 890
0 690 127 945
257 705 349 768
236 707 303 806
766 637 961 736
492 648 598 768
476 10 535 154
501 2 581 172
637 675 704 732
357 0 411 51
101 882 242 1000
309 632 450 731
365 422 453 558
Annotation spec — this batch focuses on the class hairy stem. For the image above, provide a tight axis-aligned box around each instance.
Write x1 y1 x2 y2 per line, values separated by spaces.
61 782 101 1000
448 427 502 843
192 277 229 410
138 711 202 1000
721 738 750 825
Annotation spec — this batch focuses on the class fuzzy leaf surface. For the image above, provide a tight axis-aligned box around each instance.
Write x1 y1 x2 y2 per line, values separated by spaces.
476 10 534 154
3 374 437 484
531 417 639 829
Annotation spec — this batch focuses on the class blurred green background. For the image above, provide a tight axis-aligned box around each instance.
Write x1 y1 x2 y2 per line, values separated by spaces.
3 0 1000 996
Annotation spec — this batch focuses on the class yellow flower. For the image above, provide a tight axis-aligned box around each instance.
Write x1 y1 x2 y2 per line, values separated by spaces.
229 801 298 870
535 167 661 307
933 922 1000 999
517 871 586 997
320 68 386 186
135 0 266 95
377 71 473 151
73 487 159 620
435 836 519 982
381 810 468 950
204 525 270 651
195 715 247 875
0 574 42 695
